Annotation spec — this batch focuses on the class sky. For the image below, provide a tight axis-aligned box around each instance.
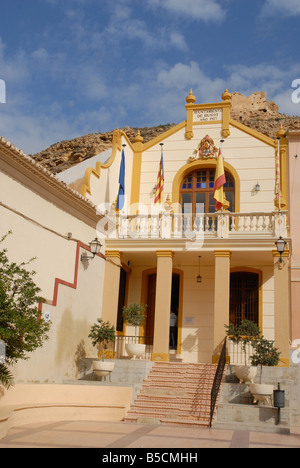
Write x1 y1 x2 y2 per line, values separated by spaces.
0 0 300 154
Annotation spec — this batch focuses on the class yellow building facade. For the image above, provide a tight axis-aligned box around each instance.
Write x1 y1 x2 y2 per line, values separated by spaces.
69 90 291 367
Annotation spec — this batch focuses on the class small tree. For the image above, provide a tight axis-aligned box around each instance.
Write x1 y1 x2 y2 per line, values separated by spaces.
225 320 262 366
88 319 116 361
0 232 50 388
250 337 281 383
122 303 147 342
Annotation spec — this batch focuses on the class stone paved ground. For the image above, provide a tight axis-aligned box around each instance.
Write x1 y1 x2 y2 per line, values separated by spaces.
0 421 300 449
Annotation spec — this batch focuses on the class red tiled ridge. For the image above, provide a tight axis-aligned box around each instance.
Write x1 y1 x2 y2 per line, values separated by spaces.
124 362 225 427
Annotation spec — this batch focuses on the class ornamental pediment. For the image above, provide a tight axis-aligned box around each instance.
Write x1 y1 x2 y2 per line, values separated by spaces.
188 135 218 162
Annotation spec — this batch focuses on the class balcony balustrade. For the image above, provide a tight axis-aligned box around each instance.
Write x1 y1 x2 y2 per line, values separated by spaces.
113 211 287 240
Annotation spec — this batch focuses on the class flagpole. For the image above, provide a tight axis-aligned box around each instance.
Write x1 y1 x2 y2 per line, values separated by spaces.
277 137 282 238
277 137 281 214
220 140 225 238
160 143 165 213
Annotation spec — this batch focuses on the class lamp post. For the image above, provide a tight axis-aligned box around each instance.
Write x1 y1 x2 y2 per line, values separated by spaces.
276 236 287 264
81 238 102 262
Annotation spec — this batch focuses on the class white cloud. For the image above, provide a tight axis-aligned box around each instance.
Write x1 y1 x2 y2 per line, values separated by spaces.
260 0 300 17
131 60 300 126
148 0 226 22
169 32 189 52
99 3 189 52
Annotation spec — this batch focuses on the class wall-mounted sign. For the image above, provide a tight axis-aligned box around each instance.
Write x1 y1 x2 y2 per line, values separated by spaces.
44 311 51 323
184 317 195 325
194 108 223 123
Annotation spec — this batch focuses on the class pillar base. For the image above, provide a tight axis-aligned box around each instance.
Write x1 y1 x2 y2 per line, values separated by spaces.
151 353 170 362
212 354 230 365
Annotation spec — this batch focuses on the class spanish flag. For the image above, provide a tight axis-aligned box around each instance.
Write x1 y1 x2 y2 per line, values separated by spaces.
154 145 164 205
213 148 230 211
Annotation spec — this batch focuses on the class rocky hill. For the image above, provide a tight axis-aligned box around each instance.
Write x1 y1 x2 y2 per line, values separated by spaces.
30 92 300 175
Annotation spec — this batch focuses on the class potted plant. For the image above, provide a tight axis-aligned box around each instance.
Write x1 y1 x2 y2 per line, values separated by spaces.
249 337 281 406
88 318 116 378
225 320 261 384
122 303 147 360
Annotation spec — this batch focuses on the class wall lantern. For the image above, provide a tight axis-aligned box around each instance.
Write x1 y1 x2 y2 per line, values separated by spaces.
81 238 102 262
255 182 261 192
197 256 202 283
276 236 287 263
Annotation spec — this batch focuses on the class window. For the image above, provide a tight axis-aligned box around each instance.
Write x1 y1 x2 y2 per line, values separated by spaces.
180 169 235 214
230 272 259 326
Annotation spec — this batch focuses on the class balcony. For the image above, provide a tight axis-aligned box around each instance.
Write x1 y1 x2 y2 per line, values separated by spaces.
113 211 287 241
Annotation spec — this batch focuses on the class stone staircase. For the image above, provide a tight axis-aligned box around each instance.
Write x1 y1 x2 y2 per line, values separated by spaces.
124 361 224 427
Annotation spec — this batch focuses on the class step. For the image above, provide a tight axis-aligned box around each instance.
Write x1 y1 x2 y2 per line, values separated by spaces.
124 414 211 427
126 409 211 421
136 394 211 404
141 383 213 392
129 402 211 414
143 376 213 389
146 372 215 380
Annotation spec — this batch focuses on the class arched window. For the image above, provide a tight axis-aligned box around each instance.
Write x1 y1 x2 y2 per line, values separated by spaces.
180 169 235 214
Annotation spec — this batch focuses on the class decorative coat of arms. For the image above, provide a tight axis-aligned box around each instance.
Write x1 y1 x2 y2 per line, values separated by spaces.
188 135 218 162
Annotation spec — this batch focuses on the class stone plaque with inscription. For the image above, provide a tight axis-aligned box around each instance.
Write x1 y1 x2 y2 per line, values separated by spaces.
194 108 223 122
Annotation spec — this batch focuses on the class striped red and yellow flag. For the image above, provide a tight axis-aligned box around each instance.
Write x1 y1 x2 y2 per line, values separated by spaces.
155 147 164 205
213 148 230 211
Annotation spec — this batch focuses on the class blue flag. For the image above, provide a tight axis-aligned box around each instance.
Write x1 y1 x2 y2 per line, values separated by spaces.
117 147 125 210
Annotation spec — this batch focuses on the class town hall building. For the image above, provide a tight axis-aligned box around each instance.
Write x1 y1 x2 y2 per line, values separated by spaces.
57 89 291 367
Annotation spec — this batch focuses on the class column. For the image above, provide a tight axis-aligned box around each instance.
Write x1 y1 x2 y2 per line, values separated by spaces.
273 250 290 367
213 250 231 363
151 250 174 362
101 251 122 325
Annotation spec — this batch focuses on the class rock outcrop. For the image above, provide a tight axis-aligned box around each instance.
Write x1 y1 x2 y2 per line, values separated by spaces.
30 125 176 175
230 91 300 139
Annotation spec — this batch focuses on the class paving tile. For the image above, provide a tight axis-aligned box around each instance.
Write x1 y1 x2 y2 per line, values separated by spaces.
0 421 300 449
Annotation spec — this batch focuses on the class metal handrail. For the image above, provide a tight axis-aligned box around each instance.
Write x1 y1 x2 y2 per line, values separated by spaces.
210 338 227 427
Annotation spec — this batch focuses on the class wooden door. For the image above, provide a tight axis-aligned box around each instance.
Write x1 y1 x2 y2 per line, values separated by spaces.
145 274 156 343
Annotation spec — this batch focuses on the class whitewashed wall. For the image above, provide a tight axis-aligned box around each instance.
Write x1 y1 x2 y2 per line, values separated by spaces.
0 169 106 383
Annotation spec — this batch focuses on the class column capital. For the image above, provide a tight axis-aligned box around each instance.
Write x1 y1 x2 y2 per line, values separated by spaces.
105 250 122 260
214 250 232 258
156 250 174 259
